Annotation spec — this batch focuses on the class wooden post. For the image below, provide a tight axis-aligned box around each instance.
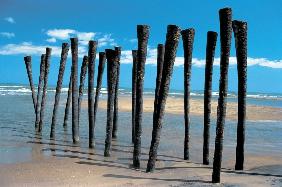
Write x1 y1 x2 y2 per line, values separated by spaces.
104 49 118 157
212 7 232 183
133 25 150 168
146 25 181 172
63 70 72 127
152 44 165 145
71 38 79 144
131 50 138 144
35 54 46 130
112 46 121 139
203 31 218 165
181 28 195 160
88 40 98 148
24 56 37 112
233 20 247 171
50 43 69 139
38 47 52 132
93 52 106 144
78 56 88 124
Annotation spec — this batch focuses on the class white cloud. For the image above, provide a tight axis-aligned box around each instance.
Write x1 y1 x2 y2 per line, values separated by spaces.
46 38 56 43
46 29 76 40
4 17 15 24
129 38 137 43
0 32 15 38
98 34 116 47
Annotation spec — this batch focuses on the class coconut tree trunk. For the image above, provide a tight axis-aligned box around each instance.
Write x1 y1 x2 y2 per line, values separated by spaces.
233 20 247 171
146 25 181 172
63 70 72 127
50 43 69 139
203 31 218 165
38 48 52 132
182 28 195 161
133 25 150 168
112 46 121 139
78 56 88 124
35 54 46 130
152 44 165 144
212 7 232 183
71 38 79 144
104 49 118 157
131 50 138 144
24 56 37 113
93 52 106 144
88 40 98 148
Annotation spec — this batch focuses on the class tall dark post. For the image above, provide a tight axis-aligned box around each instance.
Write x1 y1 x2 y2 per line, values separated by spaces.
133 25 150 168
152 44 165 145
35 54 46 130
50 43 69 139
63 71 72 127
146 25 181 172
104 49 118 157
71 38 79 144
88 40 98 148
203 31 218 165
112 46 121 139
93 52 106 141
233 20 247 171
131 50 138 144
78 56 88 124
212 8 232 183
38 48 52 132
181 28 195 161
24 56 37 112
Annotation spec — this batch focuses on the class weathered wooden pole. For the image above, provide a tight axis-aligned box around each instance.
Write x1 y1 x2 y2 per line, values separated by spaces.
63 70 72 127
71 38 79 144
233 20 247 171
112 46 121 139
203 31 218 165
88 40 98 148
24 56 37 112
104 49 118 157
35 54 45 130
93 52 106 142
181 28 195 161
212 7 232 183
152 44 165 145
146 25 181 172
38 48 52 132
133 25 150 168
50 43 69 139
78 56 88 124
131 50 137 144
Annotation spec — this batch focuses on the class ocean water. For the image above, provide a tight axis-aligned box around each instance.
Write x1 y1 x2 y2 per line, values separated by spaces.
0 84 281 167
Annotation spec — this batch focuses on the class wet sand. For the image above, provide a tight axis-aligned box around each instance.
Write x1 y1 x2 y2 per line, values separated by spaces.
82 95 282 121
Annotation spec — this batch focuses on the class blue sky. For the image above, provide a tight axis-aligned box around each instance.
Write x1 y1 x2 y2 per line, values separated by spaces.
0 0 281 93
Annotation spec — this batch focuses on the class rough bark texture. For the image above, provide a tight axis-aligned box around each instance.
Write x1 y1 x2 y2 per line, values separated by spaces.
133 25 150 168
131 50 138 144
233 20 247 171
71 38 79 144
35 54 46 130
104 49 118 157
38 48 52 132
93 52 106 143
152 44 165 145
203 31 218 165
78 56 88 124
112 46 121 139
181 28 195 161
50 43 69 139
146 25 181 172
88 41 98 148
24 56 37 113
212 8 232 183
63 70 72 127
